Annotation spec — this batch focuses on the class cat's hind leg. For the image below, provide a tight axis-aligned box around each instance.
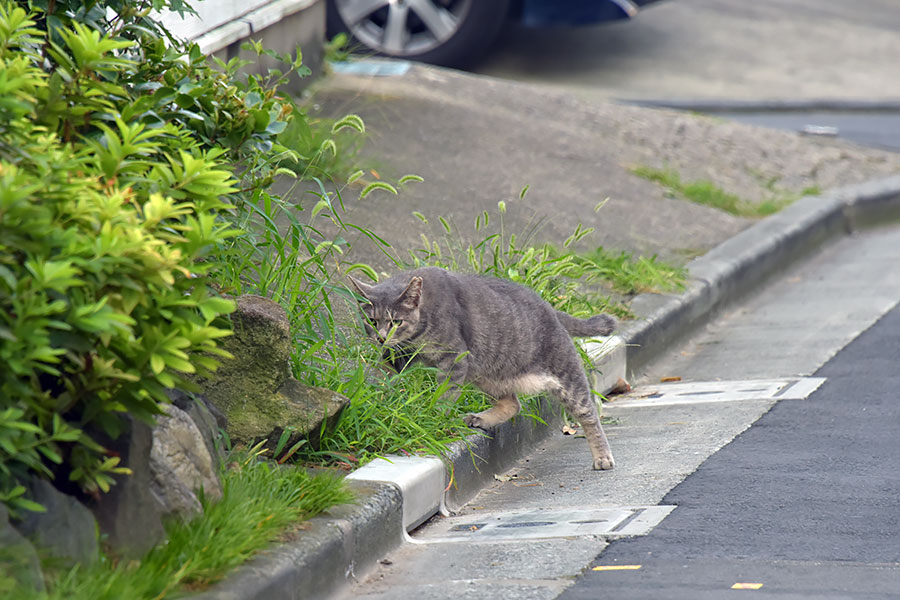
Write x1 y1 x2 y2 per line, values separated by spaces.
555 375 615 470
464 394 521 429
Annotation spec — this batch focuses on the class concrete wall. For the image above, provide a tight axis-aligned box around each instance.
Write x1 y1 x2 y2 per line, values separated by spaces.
157 0 325 93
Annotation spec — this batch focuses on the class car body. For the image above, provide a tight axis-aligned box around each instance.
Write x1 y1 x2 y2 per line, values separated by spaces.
327 0 666 68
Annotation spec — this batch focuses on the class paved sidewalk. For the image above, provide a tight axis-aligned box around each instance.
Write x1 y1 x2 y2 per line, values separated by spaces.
306 63 900 271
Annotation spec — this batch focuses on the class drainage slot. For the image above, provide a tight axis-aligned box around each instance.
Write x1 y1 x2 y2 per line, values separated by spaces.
415 506 675 543
450 523 486 532
497 521 555 528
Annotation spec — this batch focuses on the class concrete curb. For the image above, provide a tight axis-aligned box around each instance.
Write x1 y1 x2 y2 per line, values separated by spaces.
188 481 404 600
622 98 900 113
193 338 624 600
619 173 900 376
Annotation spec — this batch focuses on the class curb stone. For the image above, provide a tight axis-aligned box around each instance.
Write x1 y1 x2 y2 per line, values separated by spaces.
619 173 900 375
193 341 623 600
193 176 900 599
623 98 900 114
188 481 404 600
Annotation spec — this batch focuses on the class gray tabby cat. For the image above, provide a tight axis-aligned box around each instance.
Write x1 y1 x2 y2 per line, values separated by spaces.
348 266 616 470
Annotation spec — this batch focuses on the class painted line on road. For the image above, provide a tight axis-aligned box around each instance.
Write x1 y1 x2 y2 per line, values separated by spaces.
732 582 765 590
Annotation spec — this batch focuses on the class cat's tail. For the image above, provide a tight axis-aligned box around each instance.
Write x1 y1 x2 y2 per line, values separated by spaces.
556 312 616 337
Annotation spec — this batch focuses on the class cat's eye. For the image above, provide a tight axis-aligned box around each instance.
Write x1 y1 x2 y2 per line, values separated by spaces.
391 319 403 327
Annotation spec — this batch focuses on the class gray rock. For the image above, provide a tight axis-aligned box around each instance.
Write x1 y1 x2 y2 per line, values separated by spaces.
274 379 348 451
168 389 227 463
0 504 45 593
150 403 223 519
87 417 165 558
197 295 349 453
203 295 293 410
13 477 99 567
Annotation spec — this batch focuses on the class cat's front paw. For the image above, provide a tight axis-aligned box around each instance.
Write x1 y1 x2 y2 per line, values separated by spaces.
463 413 491 430
593 455 615 471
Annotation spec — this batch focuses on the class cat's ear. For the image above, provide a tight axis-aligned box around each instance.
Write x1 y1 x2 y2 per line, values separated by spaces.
348 275 374 301
398 276 423 310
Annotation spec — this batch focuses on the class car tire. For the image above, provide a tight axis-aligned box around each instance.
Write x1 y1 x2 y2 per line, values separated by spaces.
327 0 511 68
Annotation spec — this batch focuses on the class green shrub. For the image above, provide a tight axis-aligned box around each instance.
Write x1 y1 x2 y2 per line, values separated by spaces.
0 0 376 509
0 1 245 507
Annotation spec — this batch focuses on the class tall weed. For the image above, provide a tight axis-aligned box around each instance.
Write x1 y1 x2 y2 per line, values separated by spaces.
20 445 352 599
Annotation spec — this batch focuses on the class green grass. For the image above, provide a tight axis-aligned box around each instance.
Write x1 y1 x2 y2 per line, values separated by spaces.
18 447 352 600
631 165 806 217
564 247 687 296
213 126 686 473
246 193 652 469
291 358 520 466
276 110 369 183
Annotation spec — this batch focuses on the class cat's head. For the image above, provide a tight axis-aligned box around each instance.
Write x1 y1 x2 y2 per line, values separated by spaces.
348 275 422 347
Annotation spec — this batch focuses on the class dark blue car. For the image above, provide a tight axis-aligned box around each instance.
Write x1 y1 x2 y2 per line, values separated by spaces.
327 0 664 68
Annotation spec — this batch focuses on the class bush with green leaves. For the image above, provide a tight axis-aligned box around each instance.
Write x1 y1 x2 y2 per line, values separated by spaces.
0 1 250 509
0 0 377 511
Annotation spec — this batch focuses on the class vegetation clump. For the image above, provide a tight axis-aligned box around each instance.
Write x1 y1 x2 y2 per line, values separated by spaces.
0 1 242 509
16 445 352 600
630 165 816 217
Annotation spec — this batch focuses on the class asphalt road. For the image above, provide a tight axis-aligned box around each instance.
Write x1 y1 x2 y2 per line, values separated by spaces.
476 0 900 103
475 0 900 155
718 111 900 154
560 303 900 599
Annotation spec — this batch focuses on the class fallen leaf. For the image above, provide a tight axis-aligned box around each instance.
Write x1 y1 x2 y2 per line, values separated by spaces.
608 377 632 395
660 376 682 383
494 473 516 482
562 424 578 435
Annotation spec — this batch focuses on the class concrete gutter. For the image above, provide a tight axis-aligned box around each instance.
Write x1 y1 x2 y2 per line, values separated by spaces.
191 174 900 600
